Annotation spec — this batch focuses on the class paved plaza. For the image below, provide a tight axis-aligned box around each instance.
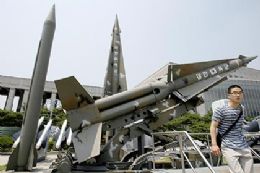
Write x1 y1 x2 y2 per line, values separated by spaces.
0 153 57 173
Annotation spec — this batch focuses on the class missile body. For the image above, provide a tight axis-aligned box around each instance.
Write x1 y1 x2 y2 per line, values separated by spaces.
7 6 56 171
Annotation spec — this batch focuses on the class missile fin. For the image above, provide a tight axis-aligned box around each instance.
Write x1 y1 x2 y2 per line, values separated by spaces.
72 122 102 163
6 144 20 170
173 75 228 102
55 76 94 111
6 143 37 171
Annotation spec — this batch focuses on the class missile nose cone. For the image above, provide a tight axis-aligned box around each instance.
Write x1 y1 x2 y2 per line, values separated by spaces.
238 55 257 65
46 4 56 24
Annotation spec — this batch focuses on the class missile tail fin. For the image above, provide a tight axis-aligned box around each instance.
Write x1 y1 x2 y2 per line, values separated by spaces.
55 76 94 111
6 145 19 171
6 143 37 171
72 123 102 163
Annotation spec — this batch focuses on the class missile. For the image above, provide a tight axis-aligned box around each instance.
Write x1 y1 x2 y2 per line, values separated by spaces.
36 119 52 150
12 116 44 149
66 127 72 146
103 15 127 97
55 119 68 149
7 5 56 171
55 55 256 163
58 56 257 126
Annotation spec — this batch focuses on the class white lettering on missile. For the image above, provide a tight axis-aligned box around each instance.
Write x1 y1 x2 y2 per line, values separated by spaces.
217 66 223 72
196 64 230 80
224 64 229 70
210 68 217 75
196 73 202 80
202 71 208 78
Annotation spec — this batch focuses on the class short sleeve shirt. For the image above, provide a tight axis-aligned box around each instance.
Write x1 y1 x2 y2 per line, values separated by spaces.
212 100 248 149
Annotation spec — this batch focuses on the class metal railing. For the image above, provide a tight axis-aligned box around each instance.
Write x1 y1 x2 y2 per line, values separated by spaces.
152 131 216 173
151 131 260 173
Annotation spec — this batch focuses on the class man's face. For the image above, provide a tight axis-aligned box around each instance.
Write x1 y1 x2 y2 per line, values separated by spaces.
228 87 244 104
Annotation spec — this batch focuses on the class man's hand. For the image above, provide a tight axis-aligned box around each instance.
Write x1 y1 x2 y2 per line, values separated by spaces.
211 144 221 156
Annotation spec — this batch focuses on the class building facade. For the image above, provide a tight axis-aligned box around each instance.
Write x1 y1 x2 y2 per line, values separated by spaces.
0 75 103 112
197 67 260 116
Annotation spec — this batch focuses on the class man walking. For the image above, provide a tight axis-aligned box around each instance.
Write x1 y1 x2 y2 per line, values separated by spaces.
210 85 254 173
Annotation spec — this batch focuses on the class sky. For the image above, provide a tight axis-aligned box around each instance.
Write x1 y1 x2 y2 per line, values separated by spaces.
0 0 260 90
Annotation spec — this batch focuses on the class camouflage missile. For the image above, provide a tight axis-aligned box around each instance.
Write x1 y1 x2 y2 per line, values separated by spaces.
55 55 256 163
7 5 56 171
60 56 257 124
94 56 256 111
103 15 127 97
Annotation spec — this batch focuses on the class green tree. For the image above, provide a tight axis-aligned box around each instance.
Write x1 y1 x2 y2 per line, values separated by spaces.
0 110 23 127
0 108 67 128
0 135 13 152
163 112 212 141
40 108 67 127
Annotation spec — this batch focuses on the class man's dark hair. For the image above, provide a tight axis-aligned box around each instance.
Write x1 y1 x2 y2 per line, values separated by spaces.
228 85 243 94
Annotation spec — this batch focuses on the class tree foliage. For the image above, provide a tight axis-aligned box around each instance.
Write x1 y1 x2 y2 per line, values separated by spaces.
0 108 67 128
0 110 23 127
163 112 212 141
164 112 212 132
0 135 13 152
40 108 67 127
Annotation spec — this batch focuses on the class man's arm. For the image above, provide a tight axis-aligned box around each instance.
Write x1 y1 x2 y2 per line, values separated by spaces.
210 120 221 156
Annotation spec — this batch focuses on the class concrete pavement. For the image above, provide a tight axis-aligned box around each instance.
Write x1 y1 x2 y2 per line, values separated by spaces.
0 152 57 173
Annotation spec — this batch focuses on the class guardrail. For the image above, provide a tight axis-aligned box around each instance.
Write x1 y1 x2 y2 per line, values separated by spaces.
151 131 260 173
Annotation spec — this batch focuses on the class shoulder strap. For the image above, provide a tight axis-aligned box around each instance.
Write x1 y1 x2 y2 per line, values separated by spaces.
220 105 243 138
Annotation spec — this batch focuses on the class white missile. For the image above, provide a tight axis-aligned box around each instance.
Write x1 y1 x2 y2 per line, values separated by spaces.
12 116 44 149
66 127 72 146
55 119 68 149
36 119 52 150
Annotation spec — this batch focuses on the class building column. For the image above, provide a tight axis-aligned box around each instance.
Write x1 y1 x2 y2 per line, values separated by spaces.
41 92 47 109
20 90 29 112
4 88 15 111
50 92 57 110
16 91 24 112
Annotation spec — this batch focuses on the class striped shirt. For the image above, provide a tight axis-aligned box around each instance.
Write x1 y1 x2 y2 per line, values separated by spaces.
212 100 248 149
